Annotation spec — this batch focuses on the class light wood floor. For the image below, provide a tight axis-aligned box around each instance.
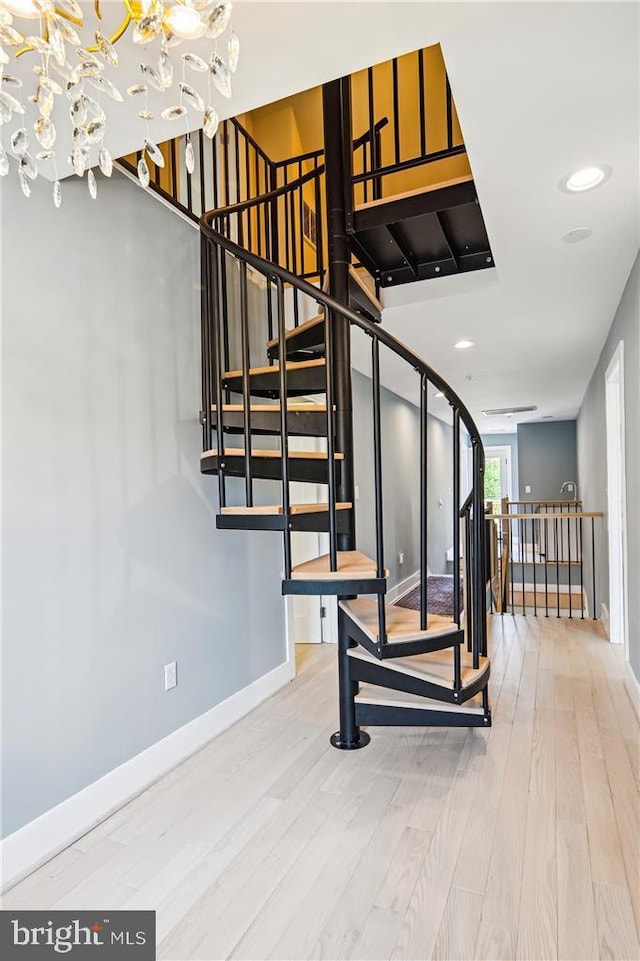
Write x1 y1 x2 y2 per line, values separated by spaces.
3 616 639 960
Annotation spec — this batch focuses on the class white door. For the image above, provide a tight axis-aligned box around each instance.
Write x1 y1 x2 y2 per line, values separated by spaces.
605 342 629 656
288 529 324 645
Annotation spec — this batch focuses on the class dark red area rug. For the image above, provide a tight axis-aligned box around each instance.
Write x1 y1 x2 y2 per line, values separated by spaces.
395 575 462 618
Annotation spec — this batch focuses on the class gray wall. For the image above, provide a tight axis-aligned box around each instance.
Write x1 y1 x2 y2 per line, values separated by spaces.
1 170 287 838
517 421 578 501
577 251 640 682
481 432 519 501
352 371 453 586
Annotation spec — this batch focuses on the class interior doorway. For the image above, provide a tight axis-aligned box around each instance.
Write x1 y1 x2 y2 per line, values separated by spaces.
605 341 629 657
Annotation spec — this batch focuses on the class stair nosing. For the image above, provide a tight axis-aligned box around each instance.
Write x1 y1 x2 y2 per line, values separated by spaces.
223 358 325 380
211 403 328 413
346 645 488 691
265 314 324 350
354 685 485 714
339 597 458 645
201 448 344 461
220 501 352 516
288 550 387 581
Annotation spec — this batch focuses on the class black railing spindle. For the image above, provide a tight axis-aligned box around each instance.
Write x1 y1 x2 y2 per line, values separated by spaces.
239 260 253 506
452 409 461 625
445 75 453 150
275 278 291 577
419 374 428 631
210 244 226 509
418 48 426 157
591 517 596 619
372 338 386 648
324 304 338 571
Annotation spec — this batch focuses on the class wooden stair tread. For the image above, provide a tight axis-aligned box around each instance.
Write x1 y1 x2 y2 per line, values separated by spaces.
340 597 457 644
347 644 489 691
265 314 324 351
211 403 327 412
220 502 352 516
289 551 387 581
223 358 325 379
354 174 474 212
355 684 485 714
201 448 343 461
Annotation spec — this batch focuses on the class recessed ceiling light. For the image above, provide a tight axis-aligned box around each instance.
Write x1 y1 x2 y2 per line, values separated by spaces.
562 227 592 244
560 165 611 193
454 340 475 350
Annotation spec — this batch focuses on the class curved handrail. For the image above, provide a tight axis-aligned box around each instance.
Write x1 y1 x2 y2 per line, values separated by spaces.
201 209 484 452
207 164 325 225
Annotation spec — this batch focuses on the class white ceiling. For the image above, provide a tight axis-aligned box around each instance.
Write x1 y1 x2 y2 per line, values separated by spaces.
7 2 639 430
10 2 499 173
356 1 640 432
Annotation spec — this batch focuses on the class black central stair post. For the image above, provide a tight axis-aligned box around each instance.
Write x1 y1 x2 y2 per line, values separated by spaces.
324 77 370 751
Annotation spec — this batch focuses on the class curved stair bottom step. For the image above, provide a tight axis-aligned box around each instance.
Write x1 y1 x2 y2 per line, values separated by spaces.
354 683 490 729
346 645 490 709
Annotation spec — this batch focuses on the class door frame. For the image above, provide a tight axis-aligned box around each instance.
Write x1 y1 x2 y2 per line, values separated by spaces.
484 445 513 501
605 340 629 658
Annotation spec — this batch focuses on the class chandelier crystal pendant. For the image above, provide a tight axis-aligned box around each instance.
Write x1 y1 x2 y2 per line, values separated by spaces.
0 0 238 205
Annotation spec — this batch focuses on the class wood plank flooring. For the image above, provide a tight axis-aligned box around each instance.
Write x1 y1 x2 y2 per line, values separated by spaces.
3 615 639 960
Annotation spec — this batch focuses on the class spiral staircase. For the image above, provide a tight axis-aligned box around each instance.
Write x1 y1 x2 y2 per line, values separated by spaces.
120 57 494 748
192 76 490 749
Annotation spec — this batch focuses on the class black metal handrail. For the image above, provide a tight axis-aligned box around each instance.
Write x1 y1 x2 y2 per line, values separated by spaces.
200 203 488 668
352 48 466 200
119 114 391 285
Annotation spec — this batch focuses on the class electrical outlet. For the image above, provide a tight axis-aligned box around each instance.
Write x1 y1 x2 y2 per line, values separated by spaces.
399 552 405 565
164 661 177 691
525 485 531 494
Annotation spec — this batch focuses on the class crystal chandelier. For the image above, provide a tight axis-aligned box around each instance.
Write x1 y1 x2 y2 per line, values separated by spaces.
0 1 238 205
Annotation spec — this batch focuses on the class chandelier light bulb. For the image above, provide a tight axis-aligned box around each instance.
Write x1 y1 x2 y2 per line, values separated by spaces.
164 3 205 40
3 0 40 17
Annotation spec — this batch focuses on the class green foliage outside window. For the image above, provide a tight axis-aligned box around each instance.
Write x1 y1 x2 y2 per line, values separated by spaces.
484 457 502 500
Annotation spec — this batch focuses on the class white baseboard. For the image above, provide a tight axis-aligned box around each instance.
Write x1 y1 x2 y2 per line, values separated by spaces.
386 569 421 605
1 659 293 893
600 602 610 639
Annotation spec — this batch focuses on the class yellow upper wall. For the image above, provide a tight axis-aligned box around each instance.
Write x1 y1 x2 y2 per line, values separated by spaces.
238 43 471 203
